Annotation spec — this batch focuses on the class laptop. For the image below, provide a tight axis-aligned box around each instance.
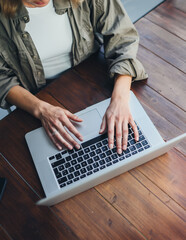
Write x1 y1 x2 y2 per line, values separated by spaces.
25 91 186 206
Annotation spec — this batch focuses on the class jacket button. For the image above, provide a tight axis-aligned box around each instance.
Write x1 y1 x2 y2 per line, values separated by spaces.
23 16 29 22
22 33 28 38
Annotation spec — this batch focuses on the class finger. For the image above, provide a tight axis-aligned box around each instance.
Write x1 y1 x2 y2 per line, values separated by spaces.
50 127 75 150
122 121 128 150
65 110 83 122
47 128 63 150
116 121 122 154
99 115 106 134
130 119 139 142
62 117 83 142
107 116 115 149
57 123 81 149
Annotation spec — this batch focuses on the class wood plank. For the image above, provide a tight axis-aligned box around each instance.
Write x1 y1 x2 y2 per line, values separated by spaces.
132 149 186 209
95 167 186 240
130 168 186 222
52 188 146 240
0 226 12 240
172 0 186 12
45 69 107 113
135 18 186 73
133 95 186 155
0 155 79 240
145 0 186 40
132 82 186 132
137 45 186 111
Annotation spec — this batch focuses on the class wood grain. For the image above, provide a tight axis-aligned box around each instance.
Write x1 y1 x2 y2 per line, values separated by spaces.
0 155 79 240
135 18 186 73
145 0 186 40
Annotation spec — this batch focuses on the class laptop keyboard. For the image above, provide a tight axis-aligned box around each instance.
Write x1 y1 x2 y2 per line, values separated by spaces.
48 124 150 188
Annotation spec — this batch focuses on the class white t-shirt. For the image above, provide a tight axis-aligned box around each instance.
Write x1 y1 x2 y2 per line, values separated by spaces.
25 0 73 79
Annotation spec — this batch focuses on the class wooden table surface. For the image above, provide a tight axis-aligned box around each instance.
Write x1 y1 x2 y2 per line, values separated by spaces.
0 0 185 239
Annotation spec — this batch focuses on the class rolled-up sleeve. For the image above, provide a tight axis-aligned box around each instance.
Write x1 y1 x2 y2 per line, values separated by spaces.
0 56 20 109
92 0 148 81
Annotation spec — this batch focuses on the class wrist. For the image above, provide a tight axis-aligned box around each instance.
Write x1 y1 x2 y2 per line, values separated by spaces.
111 75 132 103
33 100 49 119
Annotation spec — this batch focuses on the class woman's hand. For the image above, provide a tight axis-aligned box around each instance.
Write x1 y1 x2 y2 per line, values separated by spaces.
99 75 139 154
37 101 83 150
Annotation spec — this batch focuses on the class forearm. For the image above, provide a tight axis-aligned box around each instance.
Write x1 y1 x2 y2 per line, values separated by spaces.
111 75 132 103
5 85 45 119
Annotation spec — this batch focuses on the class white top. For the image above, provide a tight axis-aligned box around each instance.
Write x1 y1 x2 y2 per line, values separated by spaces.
25 0 73 79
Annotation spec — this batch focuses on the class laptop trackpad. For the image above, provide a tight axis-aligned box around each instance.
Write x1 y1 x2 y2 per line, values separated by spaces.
73 109 102 141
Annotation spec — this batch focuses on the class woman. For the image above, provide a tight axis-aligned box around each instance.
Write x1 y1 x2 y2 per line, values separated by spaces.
0 0 147 154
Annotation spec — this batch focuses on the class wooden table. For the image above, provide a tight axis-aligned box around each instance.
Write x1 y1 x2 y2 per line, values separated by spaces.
0 0 185 239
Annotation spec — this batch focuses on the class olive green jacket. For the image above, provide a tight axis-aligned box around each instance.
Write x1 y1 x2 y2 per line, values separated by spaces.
0 0 147 109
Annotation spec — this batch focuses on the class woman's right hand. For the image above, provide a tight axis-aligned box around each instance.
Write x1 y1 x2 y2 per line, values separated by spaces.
37 101 83 150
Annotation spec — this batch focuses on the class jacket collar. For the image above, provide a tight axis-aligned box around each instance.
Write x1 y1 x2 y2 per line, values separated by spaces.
12 0 71 20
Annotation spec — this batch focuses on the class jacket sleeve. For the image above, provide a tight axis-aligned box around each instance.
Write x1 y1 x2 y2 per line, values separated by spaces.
0 56 20 109
90 0 148 81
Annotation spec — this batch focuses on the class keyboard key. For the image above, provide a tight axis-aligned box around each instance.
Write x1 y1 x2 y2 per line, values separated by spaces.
58 165 64 171
100 160 105 165
87 165 93 171
138 148 144 152
123 149 130 154
113 159 119 164
96 142 102 148
74 171 80 177
58 176 67 184
139 135 145 142
100 153 106 158
132 151 138 155
62 170 68 176
105 157 112 162
142 140 148 146
65 162 71 168
80 168 87 174
129 146 136 152
90 145 96 150
81 161 87 167
82 133 107 148
71 160 77 165
111 154 118 160
68 149 74 154
100 165 106 170
119 156 125 161
83 154 89 160
136 143 142 149
106 150 112 156
54 168 62 179
75 164 81 170
87 159 93 164
61 150 67 155
67 180 73 185
90 151 96 157
66 156 72 162
93 168 99 173
68 174 74 180
77 157 83 162
126 153 131 158
74 177 79 182
80 174 86 179
49 156 55 161
102 146 108 151
129 139 136 145
93 156 100 162
78 150 84 156
72 153 78 159
87 171 93 176
93 162 99 168
102 139 108 145
96 149 102 154
69 167 75 173
144 145 150 149
106 162 112 167
55 153 62 160
84 147 90 153
52 159 65 168
60 183 66 188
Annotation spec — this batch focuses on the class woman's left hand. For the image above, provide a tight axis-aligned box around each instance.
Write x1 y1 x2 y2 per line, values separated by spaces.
99 75 139 154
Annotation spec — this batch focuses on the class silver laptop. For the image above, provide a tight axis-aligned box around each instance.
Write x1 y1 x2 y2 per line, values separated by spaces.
25 91 186 206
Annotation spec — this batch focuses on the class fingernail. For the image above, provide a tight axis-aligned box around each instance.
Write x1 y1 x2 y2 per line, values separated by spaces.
109 144 113 149
58 145 62 150
68 145 73 150
118 149 122 154
123 145 127 150
75 144 80 149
